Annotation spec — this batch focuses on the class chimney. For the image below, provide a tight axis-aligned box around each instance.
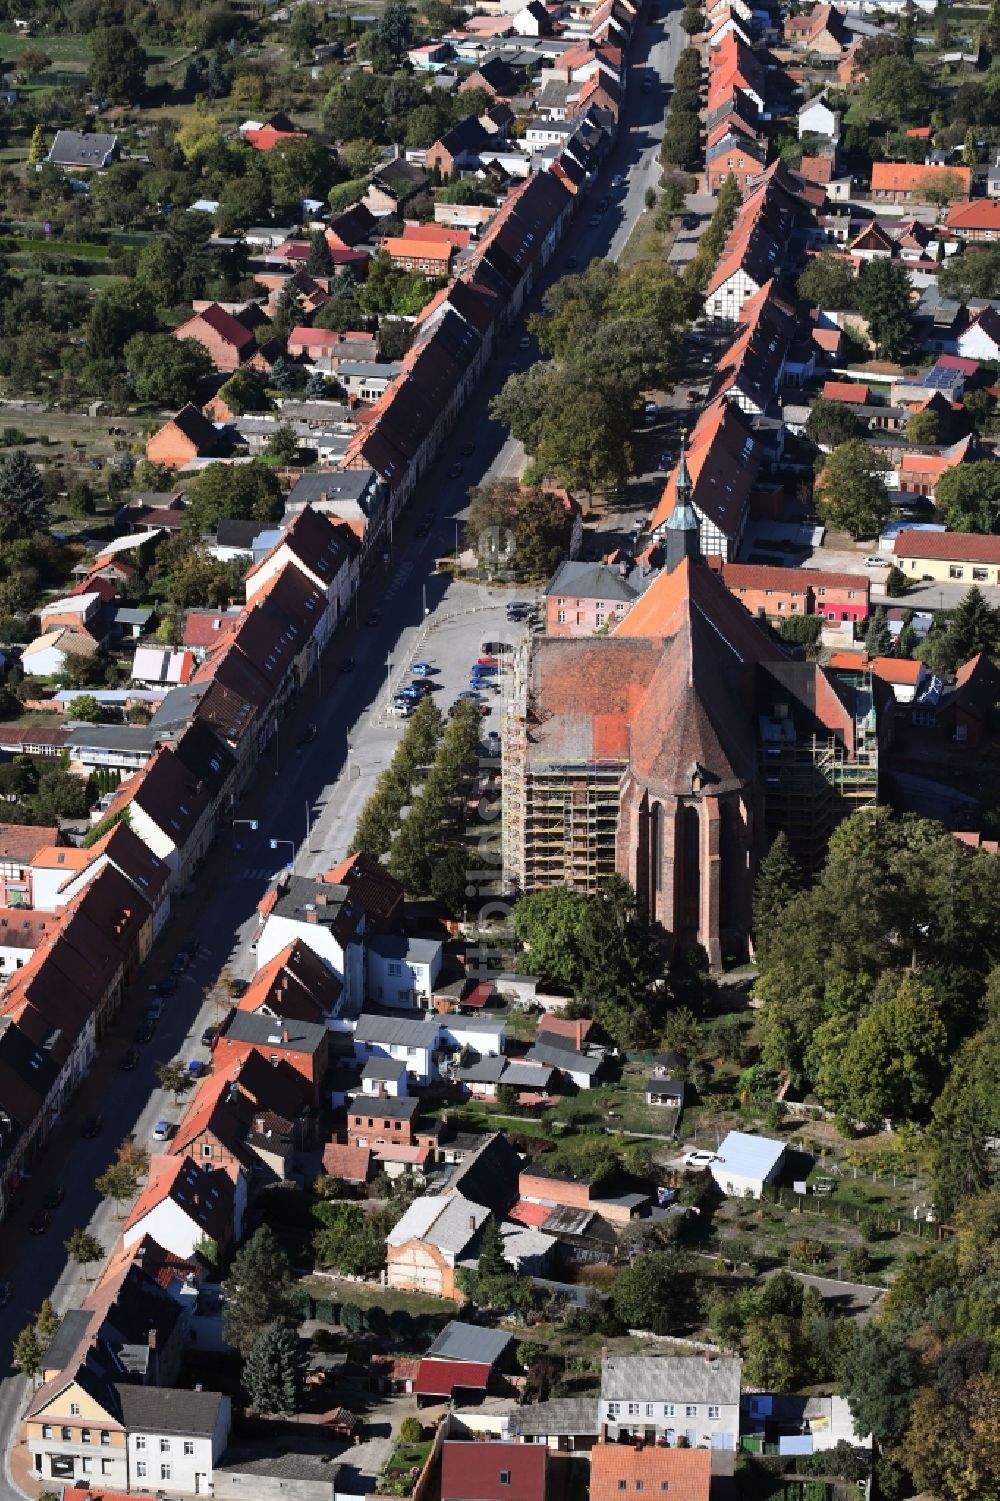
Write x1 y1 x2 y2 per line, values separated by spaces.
148 1329 158 1350
282 1028 289 1043
469 1215 477 1230
307 910 318 924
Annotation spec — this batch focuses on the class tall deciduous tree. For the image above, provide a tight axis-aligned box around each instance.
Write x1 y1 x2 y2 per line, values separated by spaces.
857 260 913 360
805 397 859 447
89 24 147 103
840 1326 916 1444
815 439 890 539
935 462 1000 534
610 1249 693 1334
65 1229 103 1280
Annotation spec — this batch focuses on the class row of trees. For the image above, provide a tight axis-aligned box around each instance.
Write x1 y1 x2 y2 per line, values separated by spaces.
386 698 483 909
661 41 703 171
492 258 689 494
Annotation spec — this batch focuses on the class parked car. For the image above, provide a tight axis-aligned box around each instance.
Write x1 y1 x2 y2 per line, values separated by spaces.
448 463 463 479
612 173 625 188
411 661 435 676
365 611 382 627
119 1047 140 1072
135 1021 154 1045
201 1025 219 1048
28 1209 51 1236
477 655 498 667
147 998 163 1020
518 335 531 350
340 656 355 673
683 1149 717 1168
152 1121 173 1142
0 1281 12 1307
229 978 248 999
398 684 422 701
43 1185 65 1211
81 1114 103 1139
482 640 513 656
456 690 483 702
485 731 501 755
682 215 698 230
187 1061 206 1080
865 555 888 567
296 723 318 751
389 701 413 718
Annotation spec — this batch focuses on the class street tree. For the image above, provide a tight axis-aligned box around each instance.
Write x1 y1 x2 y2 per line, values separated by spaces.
95 1161 140 1217
815 439 890 539
14 1324 42 1380
156 1060 194 1105
244 1322 306 1414
223 1225 296 1355
661 109 701 170
65 1229 103 1281
857 260 913 360
36 1299 59 1346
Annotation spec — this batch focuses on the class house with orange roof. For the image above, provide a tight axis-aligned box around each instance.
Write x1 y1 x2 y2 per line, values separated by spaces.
123 1153 246 1260
711 281 800 415
238 938 344 1025
145 403 223 470
784 2 847 54
705 124 766 193
703 162 813 323
382 235 455 275
850 221 895 260
0 824 60 907
870 162 971 204
171 1049 315 1180
243 505 359 651
870 655 927 703
708 557 870 622
822 379 870 404
172 303 256 374
590 1444 712 1501
897 433 973 498
944 198 1000 241
649 399 760 558
893 527 1000 585
958 305 1000 362
243 112 308 151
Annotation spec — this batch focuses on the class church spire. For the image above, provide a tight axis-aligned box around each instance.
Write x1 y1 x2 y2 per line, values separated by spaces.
664 448 700 573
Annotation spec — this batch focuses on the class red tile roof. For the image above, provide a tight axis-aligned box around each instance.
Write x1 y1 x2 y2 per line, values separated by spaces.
590 1444 711 1501
945 199 1000 231
182 610 240 649
0 825 59 863
175 303 255 352
872 656 923 685
894 528 1000 563
414 1360 492 1397
871 162 971 197
441 1442 545 1501
322 1141 372 1182
821 380 869 404
124 1155 237 1244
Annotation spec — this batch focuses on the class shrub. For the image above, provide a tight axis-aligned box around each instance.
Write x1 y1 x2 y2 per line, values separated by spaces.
399 1417 423 1443
789 1238 827 1267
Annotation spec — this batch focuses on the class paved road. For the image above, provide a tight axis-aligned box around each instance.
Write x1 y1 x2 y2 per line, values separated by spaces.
0 11 688 1494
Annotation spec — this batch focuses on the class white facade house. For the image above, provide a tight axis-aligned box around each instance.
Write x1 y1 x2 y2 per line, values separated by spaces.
120 1387 231 1497
957 311 1000 362
709 1131 786 1199
360 1056 409 1097
353 1012 440 1085
600 1356 742 1449
798 95 840 140
244 506 359 653
438 1013 507 1058
253 874 365 1016
122 1159 246 1262
704 263 768 323
366 934 443 1008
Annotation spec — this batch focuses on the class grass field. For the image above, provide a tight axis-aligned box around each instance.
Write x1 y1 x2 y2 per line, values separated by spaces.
298 1274 455 1319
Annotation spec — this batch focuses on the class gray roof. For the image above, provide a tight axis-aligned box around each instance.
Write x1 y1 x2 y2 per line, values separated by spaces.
222 1010 327 1055
215 1437 341 1489
545 559 641 603
427 1320 513 1366
526 1040 602 1075
285 468 378 508
511 1397 599 1437
41 1309 92 1372
456 1055 506 1083
501 1061 554 1088
647 1077 685 1100
338 360 401 380
268 874 362 936
48 129 118 167
66 725 160 754
115 1383 225 1436
368 933 441 964
112 606 156 626
215 519 266 548
360 1056 407 1080
349 1093 418 1120
354 1012 440 1047
601 1356 742 1406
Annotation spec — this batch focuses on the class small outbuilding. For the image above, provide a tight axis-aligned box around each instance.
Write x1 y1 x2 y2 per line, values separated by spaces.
710 1130 786 1199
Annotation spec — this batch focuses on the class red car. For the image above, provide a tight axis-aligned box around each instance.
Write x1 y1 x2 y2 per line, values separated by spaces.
477 655 498 667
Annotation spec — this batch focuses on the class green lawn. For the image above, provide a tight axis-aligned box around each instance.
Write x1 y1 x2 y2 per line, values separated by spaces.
298 1274 454 1319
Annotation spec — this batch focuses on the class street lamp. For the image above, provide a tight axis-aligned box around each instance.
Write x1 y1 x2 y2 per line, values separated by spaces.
304 800 318 854
269 838 295 872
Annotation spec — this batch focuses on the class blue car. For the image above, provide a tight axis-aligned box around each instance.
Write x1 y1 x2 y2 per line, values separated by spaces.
457 690 483 701
398 684 422 700
411 661 435 677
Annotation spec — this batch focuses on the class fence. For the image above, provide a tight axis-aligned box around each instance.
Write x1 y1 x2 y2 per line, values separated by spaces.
761 1184 950 1240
